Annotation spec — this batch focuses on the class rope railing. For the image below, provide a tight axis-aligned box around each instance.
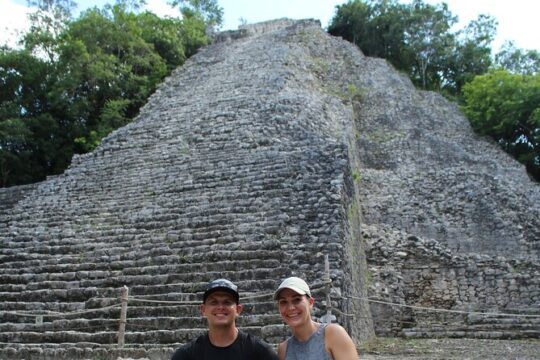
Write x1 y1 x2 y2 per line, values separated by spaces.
3 289 539 320
0 303 122 318
345 296 540 318
2 262 538 349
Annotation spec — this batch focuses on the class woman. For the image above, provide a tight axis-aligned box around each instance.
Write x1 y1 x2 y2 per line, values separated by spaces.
274 277 359 360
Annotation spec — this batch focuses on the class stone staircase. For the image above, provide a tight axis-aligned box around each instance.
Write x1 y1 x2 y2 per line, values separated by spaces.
0 19 373 359
402 308 540 339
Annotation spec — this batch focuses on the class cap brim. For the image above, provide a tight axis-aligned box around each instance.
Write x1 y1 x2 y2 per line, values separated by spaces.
204 287 240 303
274 286 308 300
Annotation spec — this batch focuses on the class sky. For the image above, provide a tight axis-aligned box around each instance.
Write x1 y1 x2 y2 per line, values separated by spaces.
1 0 539 52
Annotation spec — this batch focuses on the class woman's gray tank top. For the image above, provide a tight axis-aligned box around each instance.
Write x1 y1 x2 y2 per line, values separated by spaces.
285 323 332 360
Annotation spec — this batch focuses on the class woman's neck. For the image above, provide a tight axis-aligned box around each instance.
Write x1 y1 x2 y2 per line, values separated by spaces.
292 320 319 342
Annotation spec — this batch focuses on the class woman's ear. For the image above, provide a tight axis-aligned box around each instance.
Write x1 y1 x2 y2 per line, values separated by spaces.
308 297 315 306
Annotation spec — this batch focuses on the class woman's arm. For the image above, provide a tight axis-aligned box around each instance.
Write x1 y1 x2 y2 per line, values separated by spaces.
325 324 359 360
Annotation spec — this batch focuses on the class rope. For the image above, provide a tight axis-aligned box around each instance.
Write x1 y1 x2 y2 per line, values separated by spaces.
346 295 540 318
127 291 277 305
0 303 122 319
128 298 199 305
3 289 538 320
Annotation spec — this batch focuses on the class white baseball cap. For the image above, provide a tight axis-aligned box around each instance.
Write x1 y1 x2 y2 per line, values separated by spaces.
274 277 312 299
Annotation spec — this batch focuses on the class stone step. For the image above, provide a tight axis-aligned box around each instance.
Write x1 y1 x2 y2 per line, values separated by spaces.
2 233 285 252
402 325 540 340
0 331 285 360
0 261 285 290
0 314 283 333
3 180 293 216
0 301 85 313
0 344 174 360
0 277 280 302
0 299 286 325
0 289 282 314
0 235 285 262
0 267 283 291
468 316 540 326
0 325 280 345
0 249 285 273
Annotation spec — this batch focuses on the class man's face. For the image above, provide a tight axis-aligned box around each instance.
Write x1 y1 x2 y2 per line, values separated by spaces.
200 291 243 328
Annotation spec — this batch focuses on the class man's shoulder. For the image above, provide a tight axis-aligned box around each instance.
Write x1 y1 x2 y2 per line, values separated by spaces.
171 333 208 360
237 331 278 359
237 330 265 345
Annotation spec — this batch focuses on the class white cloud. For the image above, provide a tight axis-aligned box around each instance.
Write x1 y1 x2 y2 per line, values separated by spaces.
0 1 32 48
0 0 181 48
145 0 179 18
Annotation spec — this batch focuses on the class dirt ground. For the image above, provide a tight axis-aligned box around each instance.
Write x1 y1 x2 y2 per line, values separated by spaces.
360 338 540 360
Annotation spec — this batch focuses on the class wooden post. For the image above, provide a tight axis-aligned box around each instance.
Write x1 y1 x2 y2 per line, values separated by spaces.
118 285 129 347
321 254 336 324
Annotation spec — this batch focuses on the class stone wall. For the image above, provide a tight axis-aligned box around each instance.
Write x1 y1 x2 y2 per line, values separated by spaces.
355 80 540 260
364 225 539 338
346 28 540 337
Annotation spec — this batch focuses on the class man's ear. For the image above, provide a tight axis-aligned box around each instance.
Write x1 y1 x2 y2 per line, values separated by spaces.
235 304 243 316
200 303 206 317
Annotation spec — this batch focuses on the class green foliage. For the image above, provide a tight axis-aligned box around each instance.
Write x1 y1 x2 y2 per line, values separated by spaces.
328 0 540 182
495 41 540 75
168 0 223 28
462 70 540 181
329 0 410 70
347 83 364 101
443 14 496 95
0 48 66 185
352 170 361 182
328 0 495 95
0 0 211 187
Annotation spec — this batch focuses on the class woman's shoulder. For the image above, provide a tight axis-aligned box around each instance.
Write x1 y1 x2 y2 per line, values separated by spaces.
324 323 348 336
324 323 358 358
324 323 355 348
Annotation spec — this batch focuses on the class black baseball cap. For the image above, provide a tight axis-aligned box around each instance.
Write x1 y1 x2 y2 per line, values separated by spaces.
203 279 240 303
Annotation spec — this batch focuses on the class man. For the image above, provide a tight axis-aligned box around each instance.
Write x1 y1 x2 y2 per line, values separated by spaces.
171 278 279 360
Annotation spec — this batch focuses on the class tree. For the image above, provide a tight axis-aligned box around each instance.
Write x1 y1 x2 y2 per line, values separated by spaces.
403 0 457 90
1 0 211 187
328 0 497 96
495 41 540 75
0 45 79 186
24 0 76 61
442 14 496 96
168 0 223 28
328 0 411 71
462 69 540 181
327 0 371 46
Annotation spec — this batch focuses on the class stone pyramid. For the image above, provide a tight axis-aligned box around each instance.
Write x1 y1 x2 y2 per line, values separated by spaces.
0 19 373 359
1 18 539 360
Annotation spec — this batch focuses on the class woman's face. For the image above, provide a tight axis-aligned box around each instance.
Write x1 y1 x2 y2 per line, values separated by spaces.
277 288 314 328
